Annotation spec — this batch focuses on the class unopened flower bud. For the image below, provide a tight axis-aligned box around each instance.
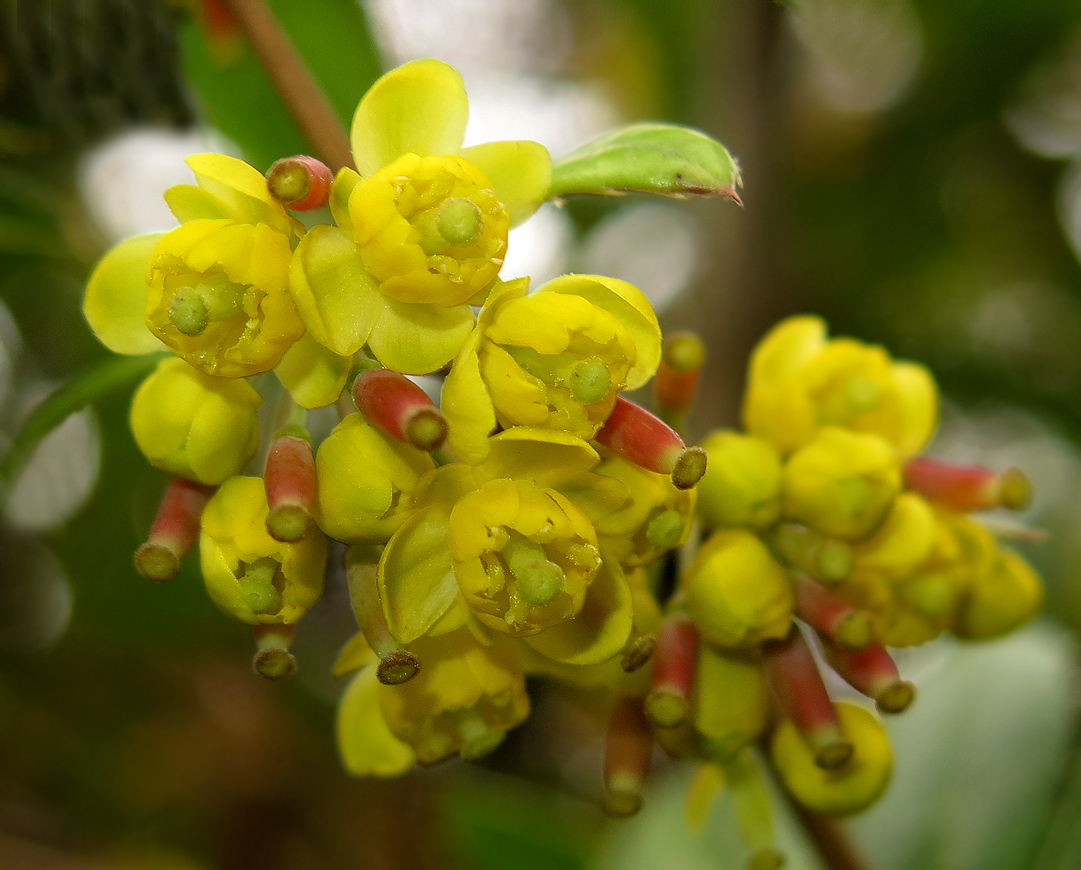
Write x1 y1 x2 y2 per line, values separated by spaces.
953 549 1043 640
603 697 653 817
903 457 1031 512
683 529 794 649
353 368 447 451
596 396 706 489
266 155 334 211
696 431 782 531
694 648 770 761
135 477 215 582
131 357 262 485
263 426 316 542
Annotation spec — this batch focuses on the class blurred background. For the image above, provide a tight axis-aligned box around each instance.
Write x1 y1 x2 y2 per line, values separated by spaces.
1 0 1081 868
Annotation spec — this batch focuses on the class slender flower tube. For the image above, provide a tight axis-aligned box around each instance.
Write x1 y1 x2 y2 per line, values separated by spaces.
603 697 654 817
135 477 216 583
646 613 699 728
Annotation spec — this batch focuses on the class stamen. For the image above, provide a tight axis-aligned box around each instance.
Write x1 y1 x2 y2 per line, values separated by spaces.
822 638 915 714
345 546 422 685
252 624 297 680
264 427 316 542
903 457 1032 512
135 477 215 583
621 635 656 672
353 368 447 451
377 650 421 685
266 155 333 211
794 575 873 652
603 697 653 817
764 627 852 769
646 614 699 728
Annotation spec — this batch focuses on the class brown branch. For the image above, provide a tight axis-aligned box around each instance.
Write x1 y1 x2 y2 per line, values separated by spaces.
219 0 354 171
789 802 872 870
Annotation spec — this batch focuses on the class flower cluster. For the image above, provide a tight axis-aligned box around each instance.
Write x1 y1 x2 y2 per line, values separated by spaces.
643 317 1043 865
83 57 1043 868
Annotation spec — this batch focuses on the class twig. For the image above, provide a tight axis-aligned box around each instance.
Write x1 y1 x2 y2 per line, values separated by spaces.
789 799 871 870
219 0 354 171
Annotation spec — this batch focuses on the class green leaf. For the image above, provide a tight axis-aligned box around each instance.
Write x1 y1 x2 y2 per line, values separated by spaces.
0 352 167 499
548 123 743 202
178 0 381 171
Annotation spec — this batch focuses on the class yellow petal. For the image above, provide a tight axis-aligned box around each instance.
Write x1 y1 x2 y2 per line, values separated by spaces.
332 631 378 677
379 504 459 644
460 140 552 227
289 224 382 355
185 152 288 231
83 233 166 355
163 184 229 223
523 555 632 665
366 296 475 375
480 428 600 489
890 361 938 458
274 331 351 409
443 327 497 465
336 667 416 777
350 59 468 176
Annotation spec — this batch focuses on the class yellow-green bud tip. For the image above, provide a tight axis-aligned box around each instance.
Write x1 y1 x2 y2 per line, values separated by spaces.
814 740 854 770
672 447 708 490
569 358 612 405
645 691 689 728
647 509 684 551
266 159 312 205
664 332 706 373
603 773 644 818
621 635 655 672
266 504 311 543
747 847 786 870
835 612 873 651
876 680 915 714
167 287 209 336
999 468 1032 511
438 197 484 246
377 650 421 685
405 408 449 451
135 543 179 584
253 647 297 680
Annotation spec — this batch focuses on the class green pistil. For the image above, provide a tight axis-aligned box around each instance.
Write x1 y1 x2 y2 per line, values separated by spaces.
501 533 565 607
438 197 483 246
646 509 684 550
846 375 881 413
568 358 611 405
167 287 209 336
239 557 283 614
167 274 245 336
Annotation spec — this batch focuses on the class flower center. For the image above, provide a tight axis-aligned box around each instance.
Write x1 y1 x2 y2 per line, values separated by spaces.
166 273 246 337
501 531 565 607
238 557 283 614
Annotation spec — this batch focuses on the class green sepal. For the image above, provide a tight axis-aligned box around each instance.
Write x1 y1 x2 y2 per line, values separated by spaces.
548 122 742 202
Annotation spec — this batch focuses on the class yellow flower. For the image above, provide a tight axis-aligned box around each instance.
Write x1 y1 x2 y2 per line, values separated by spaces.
770 702 892 816
377 630 530 766
200 476 327 624
682 529 794 649
782 427 902 540
742 316 938 458
314 413 436 544
84 154 307 379
954 548 1043 639
289 59 552 375
376 429 634 665
130 357 261 485
442 274 662 463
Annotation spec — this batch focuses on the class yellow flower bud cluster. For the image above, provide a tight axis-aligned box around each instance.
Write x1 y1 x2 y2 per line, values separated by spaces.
657 315 1043 855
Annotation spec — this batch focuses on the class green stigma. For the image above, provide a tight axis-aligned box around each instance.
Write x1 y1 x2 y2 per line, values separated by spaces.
846 375 881 413
568 358 611 405
438 197 484 246
646 509 684 550
167 287 209 336
239 557 283 614
502 533 565 607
